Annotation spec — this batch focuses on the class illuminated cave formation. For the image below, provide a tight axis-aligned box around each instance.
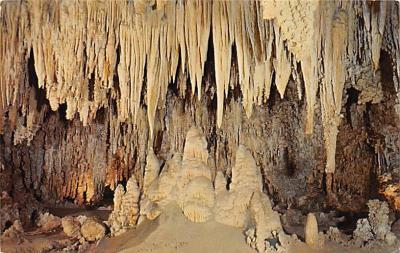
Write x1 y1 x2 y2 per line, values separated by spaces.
1 1 400 252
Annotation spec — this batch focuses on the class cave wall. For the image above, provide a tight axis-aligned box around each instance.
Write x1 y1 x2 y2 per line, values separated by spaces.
0 0 400 214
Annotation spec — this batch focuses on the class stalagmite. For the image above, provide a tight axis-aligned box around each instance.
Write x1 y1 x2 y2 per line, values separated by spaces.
367 200 396 244
249 191 283 252
214 171 227 194
118 127 291 251
351 200 397 247
143 149 160 195
305 213 320 248
108 177 140 236
181 176 215 222
178 127 215 222
215 145 268 229
147 153 181 206
121 177 141 227
108 185 125 236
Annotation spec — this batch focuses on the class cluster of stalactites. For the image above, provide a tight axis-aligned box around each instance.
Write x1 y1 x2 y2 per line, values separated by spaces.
261 0 395 174
0 0 398 174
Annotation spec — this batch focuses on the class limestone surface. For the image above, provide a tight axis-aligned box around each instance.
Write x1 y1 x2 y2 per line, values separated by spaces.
80 217 106 242
108 177 140 236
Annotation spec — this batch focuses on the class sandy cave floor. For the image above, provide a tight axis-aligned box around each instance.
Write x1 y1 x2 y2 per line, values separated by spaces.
1 203 399 253
96 204 399 253
97 204 254 253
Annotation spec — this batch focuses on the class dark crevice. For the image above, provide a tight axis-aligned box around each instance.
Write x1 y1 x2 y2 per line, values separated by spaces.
283 147 295 177
226 43 241 104
168 56 181 97
364 102 372 129
95 107 107 124
153 130 163 154
82 47 87 74
267 83 279 112
379 50 396 96
119 177 128 192
27 50 48 111
337 211 368 235
3 221 13 232
63 197 76 204
140 61 148 109
58 103 69 126
88 73 95 102
102 185 114 205
202 31 218 159
113 43 121 97
344 87 360 127
29 209 38 227
83 191 87 203
183 74 194 111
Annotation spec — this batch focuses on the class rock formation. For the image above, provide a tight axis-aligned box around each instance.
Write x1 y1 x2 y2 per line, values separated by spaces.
36 212 62 232
109 127 296 252
108 177 140 236
215 145 264 228
61 216 81 238
2 220 24 239
366 200 396 245
1 1 400 252
178 127 215 223
327 199 398 248
304 213 323 248
143 149 161 195
80 217 107 242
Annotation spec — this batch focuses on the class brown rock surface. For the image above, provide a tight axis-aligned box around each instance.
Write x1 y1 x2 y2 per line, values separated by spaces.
80 217 107 242
61 216 81 238
36 212 61 232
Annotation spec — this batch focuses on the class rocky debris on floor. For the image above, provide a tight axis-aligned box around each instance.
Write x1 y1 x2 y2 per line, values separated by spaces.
363 200 396 246
281 208 345 239
245 227 257 249
81 216 107 242
2 219 26 242
0 210 108 253
1 191 40 233
36 212 62 232
324 226 350 245
322 199 398 249
61 216 82 238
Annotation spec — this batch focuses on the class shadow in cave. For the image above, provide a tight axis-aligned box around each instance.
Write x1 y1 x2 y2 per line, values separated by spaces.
101 185 116 207
27 50 48 111
336 211 369 235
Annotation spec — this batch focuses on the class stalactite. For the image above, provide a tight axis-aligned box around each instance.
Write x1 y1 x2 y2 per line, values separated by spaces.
1 0 399 203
